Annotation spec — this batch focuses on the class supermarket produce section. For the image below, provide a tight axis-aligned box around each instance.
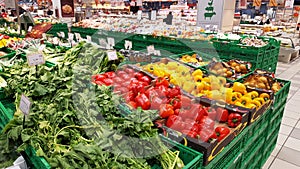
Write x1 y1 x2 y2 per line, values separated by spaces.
0 21 290 169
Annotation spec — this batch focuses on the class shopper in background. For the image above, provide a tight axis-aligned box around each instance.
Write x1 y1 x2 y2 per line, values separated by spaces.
164 11 173 25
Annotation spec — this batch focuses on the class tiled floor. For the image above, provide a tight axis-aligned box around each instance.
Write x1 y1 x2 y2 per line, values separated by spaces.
262 57 300 169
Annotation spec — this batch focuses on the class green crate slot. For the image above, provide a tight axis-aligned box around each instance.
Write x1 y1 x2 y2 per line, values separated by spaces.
242 139 264 167
24 146 51 169
0 99 15 133
272 79 291 112
152 136 203 169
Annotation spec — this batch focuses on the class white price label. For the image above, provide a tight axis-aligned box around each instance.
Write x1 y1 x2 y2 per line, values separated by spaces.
28 26 33 32
86 35 92 42
27 53 45 66
60 32 65 38
4 23 7 27
53 37 59 45
107 37 115 47
75 33 81 41
125 40 132 50
99 38 107 48
155 50 161 56
42 33 46 39
38 44 46 53
68 33 74 40
107 50 118 61
19 94 31 115
147 45 155 54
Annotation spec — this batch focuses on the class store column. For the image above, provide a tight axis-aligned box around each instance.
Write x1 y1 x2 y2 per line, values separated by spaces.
221 0 236 31
196 0 236 32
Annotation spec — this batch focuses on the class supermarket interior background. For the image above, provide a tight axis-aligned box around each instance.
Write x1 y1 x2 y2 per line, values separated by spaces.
0 0 300 168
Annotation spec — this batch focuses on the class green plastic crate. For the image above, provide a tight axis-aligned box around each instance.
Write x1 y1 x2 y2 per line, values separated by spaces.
23 146 51 169
272 79 291 112
0 99 16 133
242 140 264 169
152 136 203 169
266 106 285 141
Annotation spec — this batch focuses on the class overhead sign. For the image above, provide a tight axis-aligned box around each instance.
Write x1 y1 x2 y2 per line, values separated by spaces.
196 0 224 28
285 0 294 8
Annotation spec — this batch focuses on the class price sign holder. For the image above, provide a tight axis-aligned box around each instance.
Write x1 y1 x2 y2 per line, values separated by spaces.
19 94 31 128
107 37 115 49
86 35 92 42
147 45 155 54
124 40 132 50
107 50 118 61
27 53 45 67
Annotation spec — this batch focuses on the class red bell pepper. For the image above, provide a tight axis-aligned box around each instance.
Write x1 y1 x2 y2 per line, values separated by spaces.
228 113 242 128
166 115 181 128
120 73 131 80
128 101 138 109
159 104 174 118
102 78 113 86
124 91 135 102
175 109 190 119
134 72 144 79
170 120 186 132
155 85 169 98
216 108 229 122
92 74 106 82
130 77 139 84
135 93 151 110
113 77 123 84
124 68 135 74
181 130 199 138
117 70 126 77
168 86 181 98
181 96 192 109
206 107 217 120
144 87 159 99
155 77 169 87
199 128 215 142
151 96 164 110
105 71 116 78
199 116 215 130
169 96 181 110
115 87 128 94
215 126 230 142
139 76 152 85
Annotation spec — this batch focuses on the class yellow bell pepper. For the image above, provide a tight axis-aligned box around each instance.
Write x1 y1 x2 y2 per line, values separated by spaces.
254 98 265 105
259 93 270 101
192 69 203 77
232 82 247 95
196 82 204 92
246 103 257 109
203 82 211 90
240 96 252 106
251 100 262 108
194 75 203 83
202 77 210 83
225 88 233 103
218 77 227 86
248 91 259 99
235 101 245 108
182 81 195 93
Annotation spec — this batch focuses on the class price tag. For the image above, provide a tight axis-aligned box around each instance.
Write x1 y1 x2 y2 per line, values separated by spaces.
60 32 65 38
38 44 46 53
107 37 115 48
28 26 33 32
27 53 45 66
75 33 81 41
42 33 46 39
86 35 92 42
107 50 118 61
68 33 74 40
155 50 161 56
4 23 7 27
147 45 155 54
0 76 7 88
124 40 132 50
53 37 59 45
99 38 107 48
19 94 31 116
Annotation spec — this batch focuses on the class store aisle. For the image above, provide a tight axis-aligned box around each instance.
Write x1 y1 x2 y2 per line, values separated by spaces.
262 57 300 169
